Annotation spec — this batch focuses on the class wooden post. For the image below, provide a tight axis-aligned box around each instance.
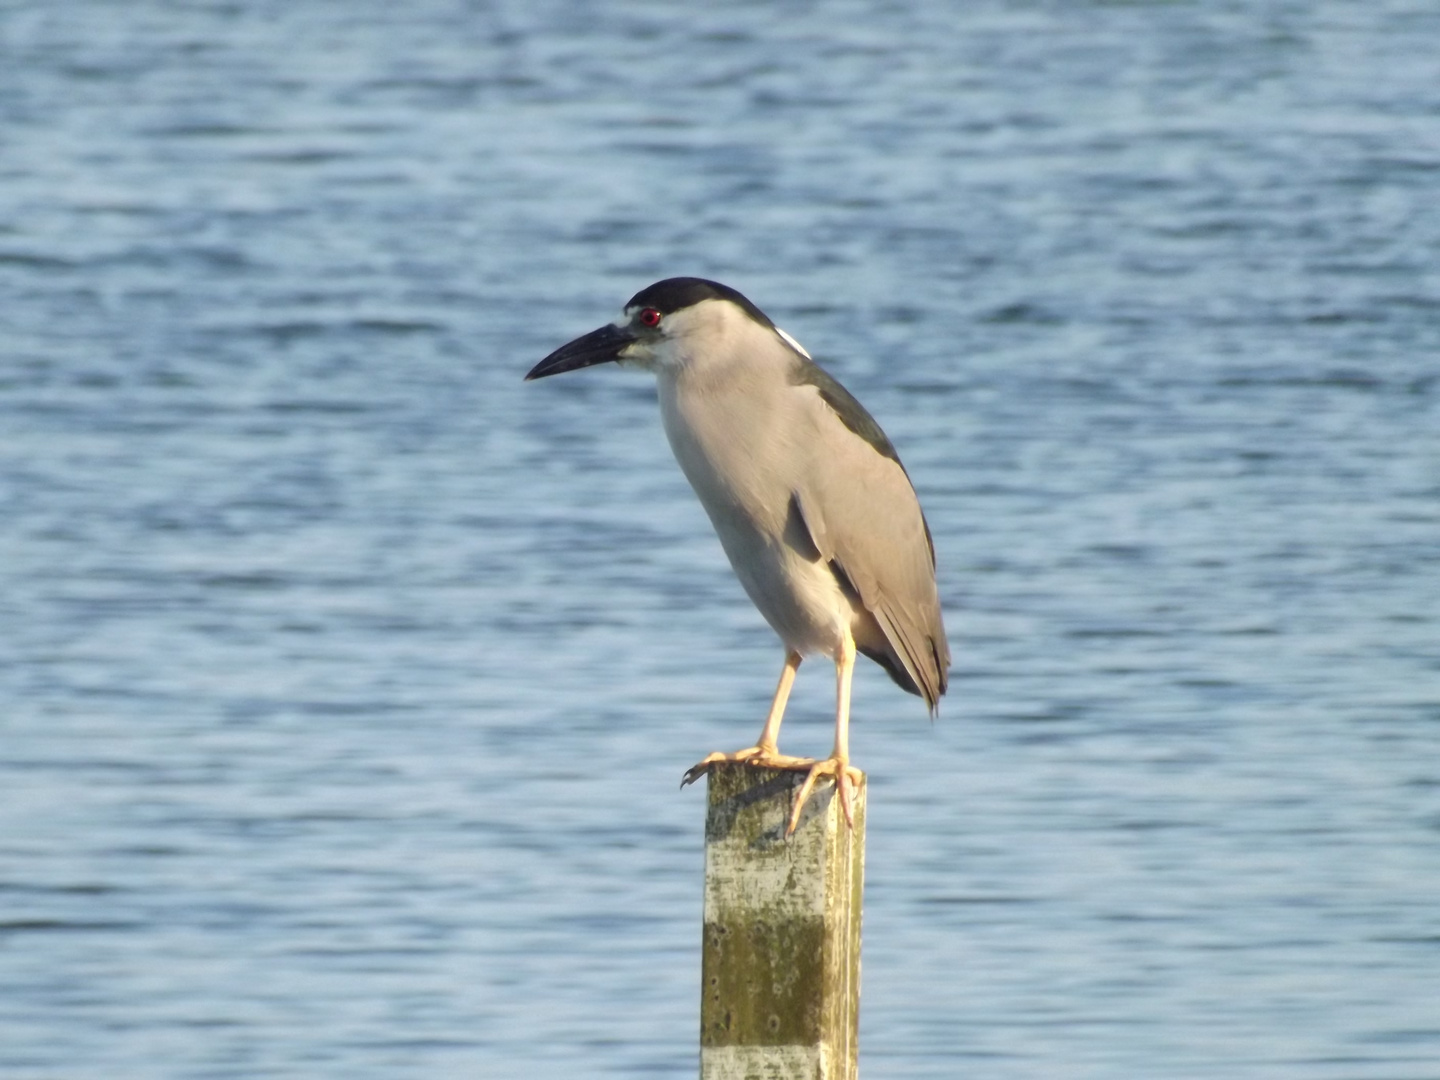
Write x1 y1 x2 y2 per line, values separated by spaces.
700 763 866 1080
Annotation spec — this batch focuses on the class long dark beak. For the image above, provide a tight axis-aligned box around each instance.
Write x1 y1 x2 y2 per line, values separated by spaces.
525 323 635 381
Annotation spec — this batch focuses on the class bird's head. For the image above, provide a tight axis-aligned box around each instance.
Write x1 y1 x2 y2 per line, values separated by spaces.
525 277 809 381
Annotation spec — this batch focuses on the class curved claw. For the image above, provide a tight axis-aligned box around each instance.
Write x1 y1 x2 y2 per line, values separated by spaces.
680 746 817 788
785 757 865 836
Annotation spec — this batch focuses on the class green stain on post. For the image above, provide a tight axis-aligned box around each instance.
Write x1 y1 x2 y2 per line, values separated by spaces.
702 916 825 1045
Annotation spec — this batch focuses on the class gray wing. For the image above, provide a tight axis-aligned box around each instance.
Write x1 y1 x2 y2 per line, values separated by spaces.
788 369 950 712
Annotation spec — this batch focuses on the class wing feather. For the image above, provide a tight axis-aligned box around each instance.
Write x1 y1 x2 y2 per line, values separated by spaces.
788 390 950 712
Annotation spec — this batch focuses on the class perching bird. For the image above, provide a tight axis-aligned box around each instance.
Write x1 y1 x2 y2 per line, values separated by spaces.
526 278 948 834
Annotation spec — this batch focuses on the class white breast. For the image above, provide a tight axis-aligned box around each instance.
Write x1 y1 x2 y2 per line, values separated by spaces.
655 365 853 660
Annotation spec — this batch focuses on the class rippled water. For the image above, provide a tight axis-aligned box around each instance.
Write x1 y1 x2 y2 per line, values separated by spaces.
3 2 1439 1077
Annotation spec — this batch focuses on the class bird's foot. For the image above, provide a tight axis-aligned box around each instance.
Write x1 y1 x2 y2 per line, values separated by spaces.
787 756 865 837
680 745 817 788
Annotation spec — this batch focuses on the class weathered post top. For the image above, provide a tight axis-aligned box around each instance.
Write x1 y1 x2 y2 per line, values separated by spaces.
700 763 866 1080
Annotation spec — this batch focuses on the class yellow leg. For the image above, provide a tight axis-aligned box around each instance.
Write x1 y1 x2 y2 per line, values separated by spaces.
787 629 864 836
756 648 802 751
681 650 816 787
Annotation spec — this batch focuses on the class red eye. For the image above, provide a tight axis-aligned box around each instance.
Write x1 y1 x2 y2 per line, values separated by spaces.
638 307 662 328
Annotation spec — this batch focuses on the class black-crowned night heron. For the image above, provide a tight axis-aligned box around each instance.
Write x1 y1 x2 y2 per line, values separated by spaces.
526 278 949 834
